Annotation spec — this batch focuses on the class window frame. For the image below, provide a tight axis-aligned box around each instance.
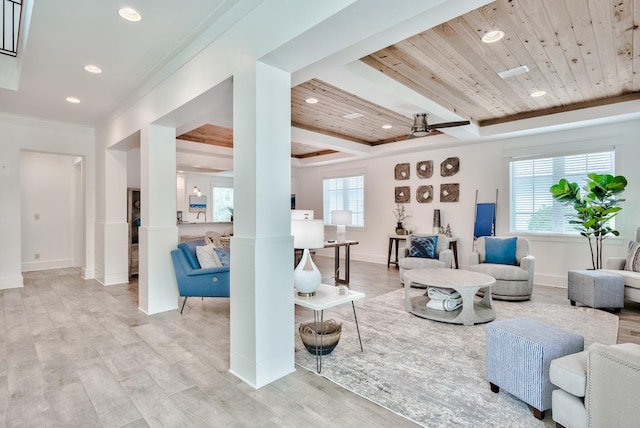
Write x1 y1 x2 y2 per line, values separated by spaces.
210 177 234 223
322 172 365 227
509 148 616 235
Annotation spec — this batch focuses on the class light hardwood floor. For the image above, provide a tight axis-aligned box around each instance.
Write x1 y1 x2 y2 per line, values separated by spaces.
4 258 640 427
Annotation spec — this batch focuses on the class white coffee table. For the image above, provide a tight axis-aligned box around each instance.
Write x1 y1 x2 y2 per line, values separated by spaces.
404 269 496 326
294 284 364 373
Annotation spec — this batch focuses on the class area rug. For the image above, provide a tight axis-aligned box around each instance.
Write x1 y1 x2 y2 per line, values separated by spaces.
294 288 618 427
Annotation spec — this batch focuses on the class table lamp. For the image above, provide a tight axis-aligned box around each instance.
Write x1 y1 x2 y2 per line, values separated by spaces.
291 219 325 296
331 210 352 242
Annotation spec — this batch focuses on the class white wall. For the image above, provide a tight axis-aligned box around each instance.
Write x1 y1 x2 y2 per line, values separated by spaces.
20 151 77 271
295 119 640 288
0 114 95 288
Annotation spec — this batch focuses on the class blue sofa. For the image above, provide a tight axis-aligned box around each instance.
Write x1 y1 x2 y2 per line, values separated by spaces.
170 240 230 313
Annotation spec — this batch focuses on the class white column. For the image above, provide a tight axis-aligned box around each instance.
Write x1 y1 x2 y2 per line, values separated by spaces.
0 147 23 289
230 61 294 388
139 124 179 314
99 149 128 285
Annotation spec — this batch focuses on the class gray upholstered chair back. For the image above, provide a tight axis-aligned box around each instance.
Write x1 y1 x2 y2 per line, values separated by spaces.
475 236 530 265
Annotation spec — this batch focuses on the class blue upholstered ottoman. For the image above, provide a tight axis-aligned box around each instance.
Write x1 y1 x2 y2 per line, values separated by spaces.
485 318 584 420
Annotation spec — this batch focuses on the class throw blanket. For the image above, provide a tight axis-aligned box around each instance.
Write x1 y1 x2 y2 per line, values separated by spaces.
426 286 462 311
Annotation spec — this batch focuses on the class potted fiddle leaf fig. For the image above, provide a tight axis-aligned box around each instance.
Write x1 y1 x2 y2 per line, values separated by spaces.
550 173 627 269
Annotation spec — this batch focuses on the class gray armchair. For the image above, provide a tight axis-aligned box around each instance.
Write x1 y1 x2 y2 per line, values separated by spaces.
469 236 534 301
550 343 640 428
398 234 452 285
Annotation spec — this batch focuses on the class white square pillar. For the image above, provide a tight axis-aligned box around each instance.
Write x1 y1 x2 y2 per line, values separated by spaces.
139 124 179 314
230 61 295 388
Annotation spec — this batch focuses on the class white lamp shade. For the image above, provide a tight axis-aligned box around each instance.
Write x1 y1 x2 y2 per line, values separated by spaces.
330 210 352 225
291 219 325 249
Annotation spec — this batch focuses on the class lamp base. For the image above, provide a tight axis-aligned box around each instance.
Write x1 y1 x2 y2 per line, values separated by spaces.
294 248 322 296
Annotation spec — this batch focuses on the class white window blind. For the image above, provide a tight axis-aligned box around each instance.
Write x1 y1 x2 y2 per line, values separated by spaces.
510 150 614 233
211 177 233 222
323 174 364 226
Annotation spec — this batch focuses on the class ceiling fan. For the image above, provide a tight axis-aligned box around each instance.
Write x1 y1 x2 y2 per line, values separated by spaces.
409 113 470 138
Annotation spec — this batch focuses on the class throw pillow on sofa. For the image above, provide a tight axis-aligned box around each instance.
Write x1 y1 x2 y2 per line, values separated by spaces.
409 235 438 259
484 237 517 265
196 244 222 268
213 247 230 267
625 241 640 272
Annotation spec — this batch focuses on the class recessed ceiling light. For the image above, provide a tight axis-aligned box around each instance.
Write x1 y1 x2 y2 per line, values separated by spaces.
530 90 547 97
305 98 318 104
482 30 505 43
84 65 102 74
382 124 392 129
343 112 364 119
66 97 80 103
118 7 142 22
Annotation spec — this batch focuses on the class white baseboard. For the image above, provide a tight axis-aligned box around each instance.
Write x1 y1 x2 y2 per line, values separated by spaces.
0 274 24 289
21 259 73 272
535 273 568 288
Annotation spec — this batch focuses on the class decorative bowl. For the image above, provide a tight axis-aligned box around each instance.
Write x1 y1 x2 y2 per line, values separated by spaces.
299 319 342 355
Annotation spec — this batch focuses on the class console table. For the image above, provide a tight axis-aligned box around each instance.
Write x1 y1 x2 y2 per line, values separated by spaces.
324 240 359 284
387 234 407 268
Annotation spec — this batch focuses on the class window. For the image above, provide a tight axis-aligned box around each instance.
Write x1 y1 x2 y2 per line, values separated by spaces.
212 186 233 222
510 150 614 234
1 0 22 57
323 174 364 226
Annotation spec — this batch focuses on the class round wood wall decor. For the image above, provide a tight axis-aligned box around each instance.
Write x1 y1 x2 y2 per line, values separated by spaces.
395 186 410 203
440 183 459 202
416 160 433 179
440 157 460 177
416 185 433 203
395 163 410 180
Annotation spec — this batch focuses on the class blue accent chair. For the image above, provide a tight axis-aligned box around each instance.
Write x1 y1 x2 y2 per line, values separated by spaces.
170 240 230 313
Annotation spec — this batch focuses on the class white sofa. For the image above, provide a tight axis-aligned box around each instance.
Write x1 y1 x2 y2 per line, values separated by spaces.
549 343 640 428
601 227 640 303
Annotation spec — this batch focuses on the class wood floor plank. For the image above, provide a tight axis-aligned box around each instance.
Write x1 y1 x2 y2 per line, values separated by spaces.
5 394 57 428
123 342 192 395
121 372 195 428
45 382 101 426
5 325 39 368
131 323 195 364
7 261 639 427
170 385 240 428
75 357 142 428
41 359 81 391
94 312 143 347
100 348 143 382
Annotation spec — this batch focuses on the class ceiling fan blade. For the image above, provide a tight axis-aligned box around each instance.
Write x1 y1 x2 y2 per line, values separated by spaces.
429 120 471 129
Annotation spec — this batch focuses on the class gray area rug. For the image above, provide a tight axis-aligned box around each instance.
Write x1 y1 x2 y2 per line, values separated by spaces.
295 288 618 427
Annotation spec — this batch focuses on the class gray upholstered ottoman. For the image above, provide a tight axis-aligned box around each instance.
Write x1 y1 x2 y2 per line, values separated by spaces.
485 318 584 420
568 270 624 312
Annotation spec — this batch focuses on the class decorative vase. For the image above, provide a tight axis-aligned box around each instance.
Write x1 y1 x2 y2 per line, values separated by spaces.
433 209 441 234
396 222 405 235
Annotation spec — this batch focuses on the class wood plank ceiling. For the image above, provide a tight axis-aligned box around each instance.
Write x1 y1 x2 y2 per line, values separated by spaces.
178 0 640 158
